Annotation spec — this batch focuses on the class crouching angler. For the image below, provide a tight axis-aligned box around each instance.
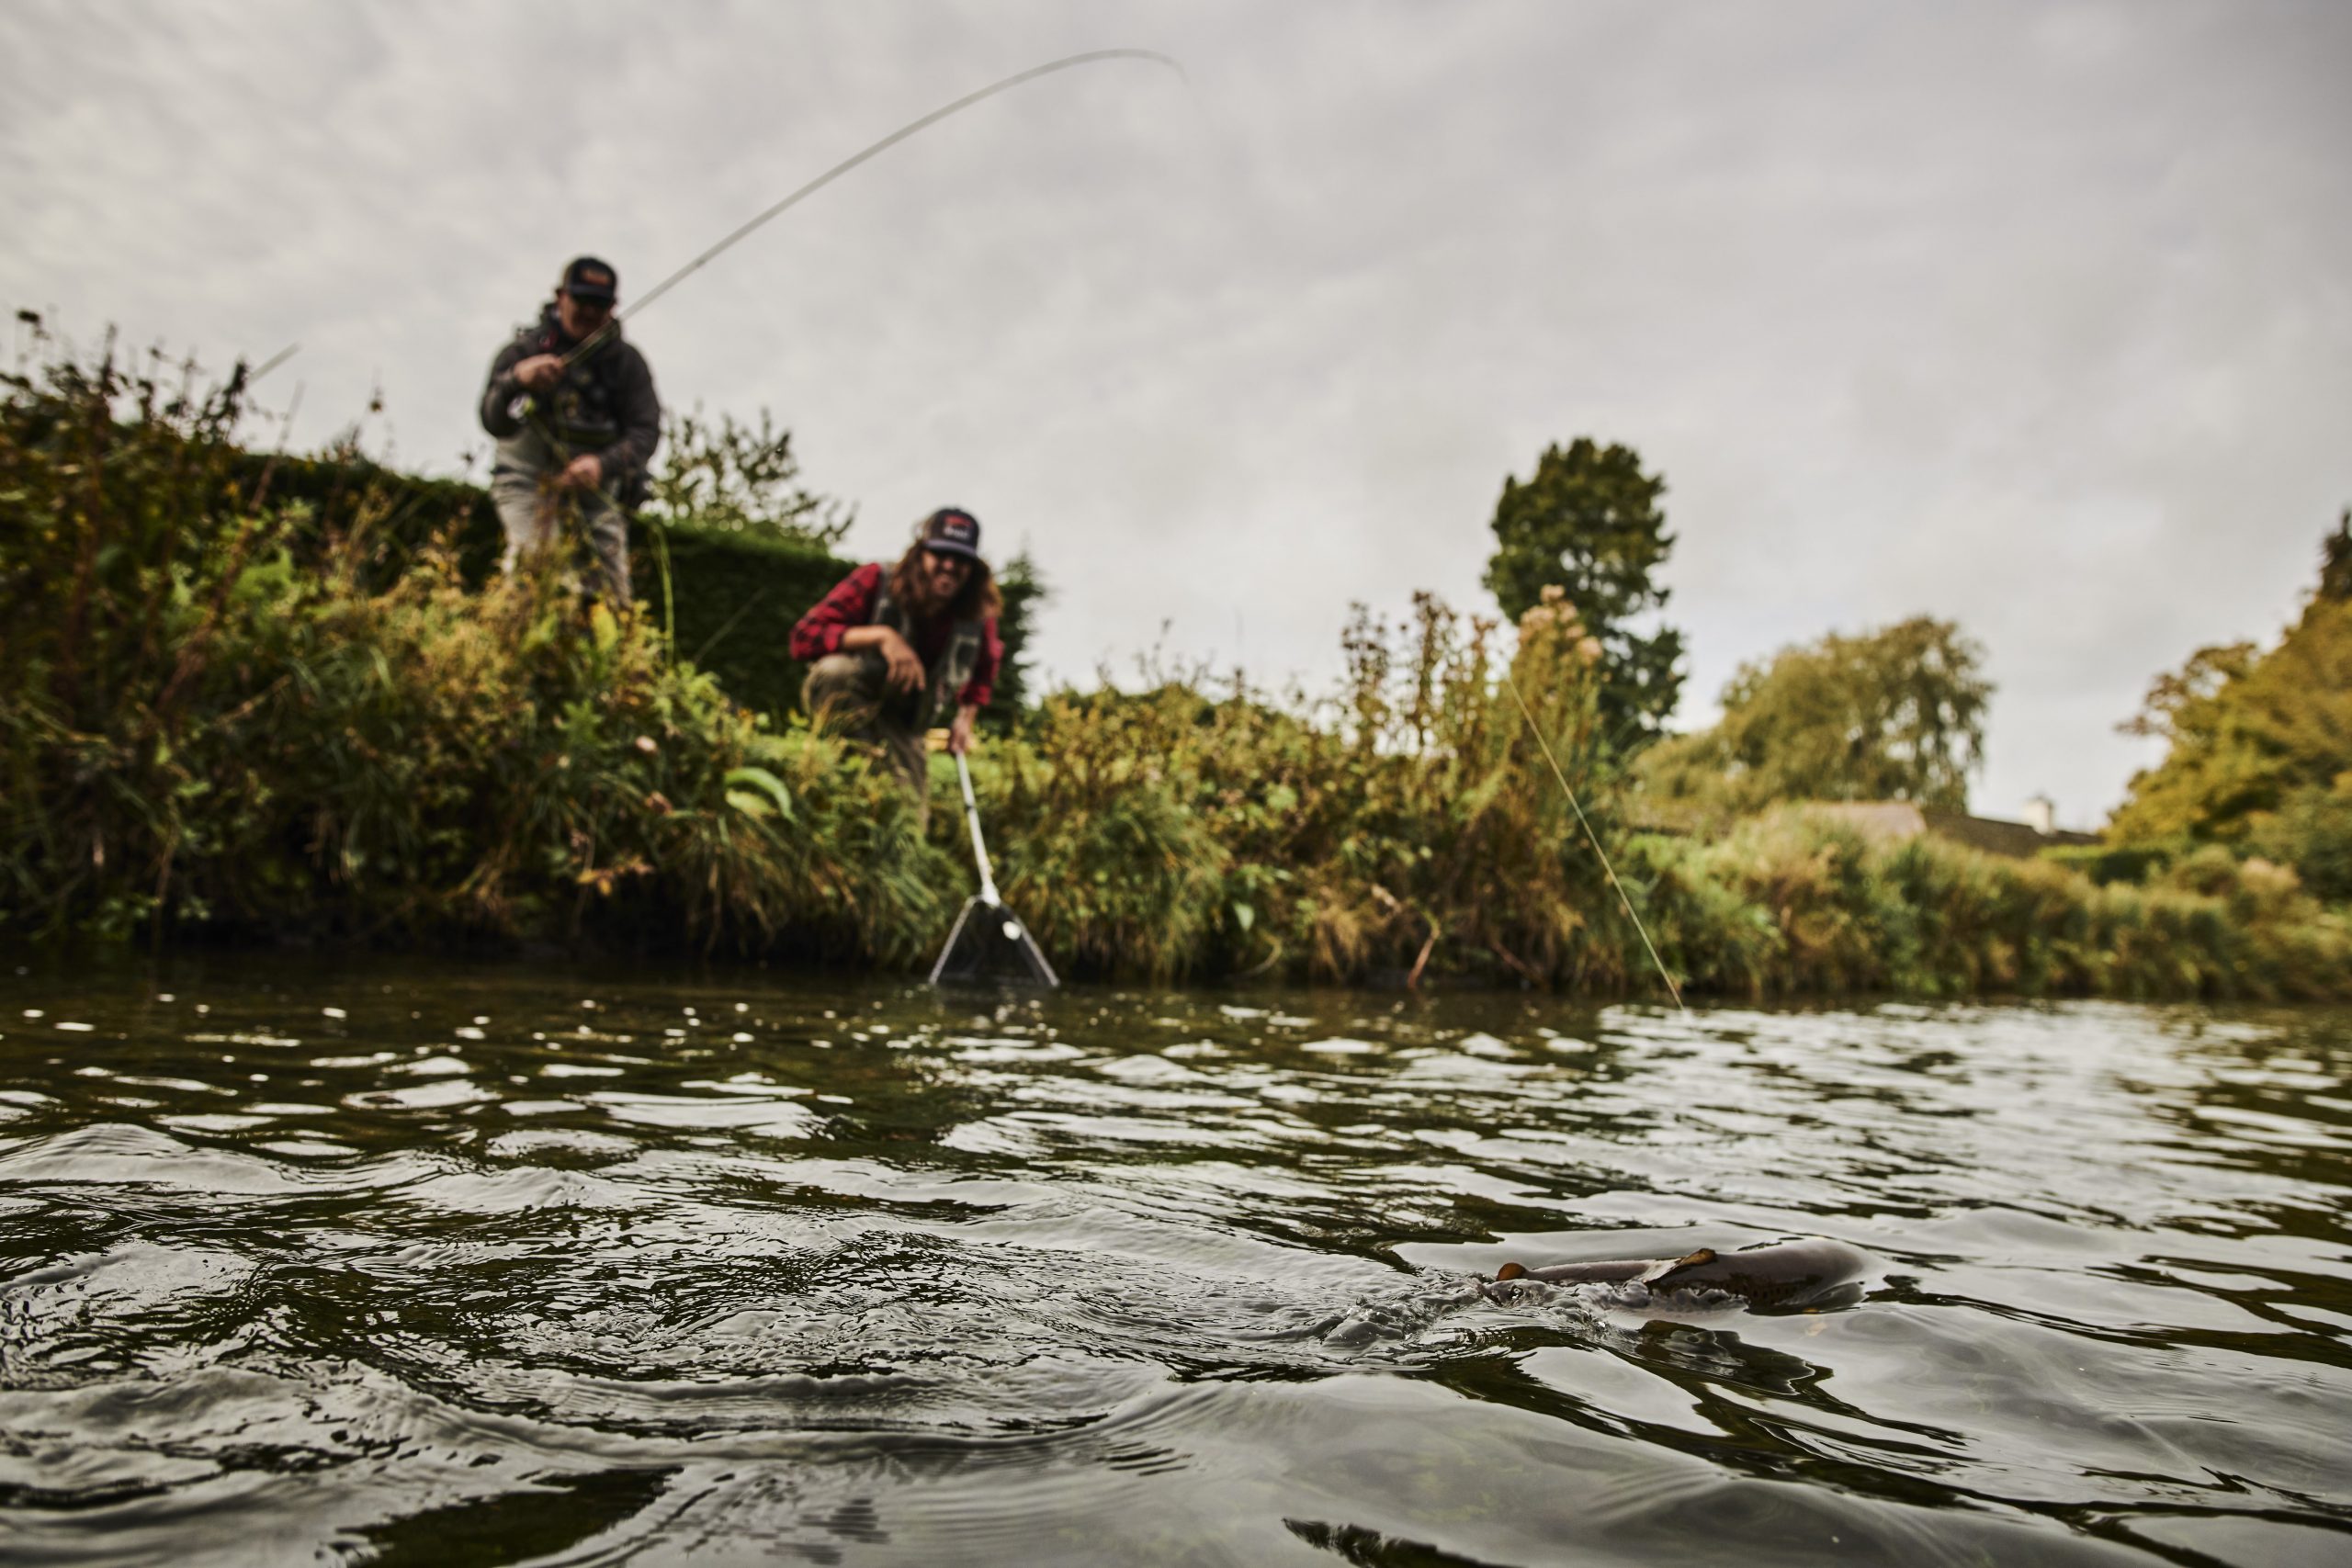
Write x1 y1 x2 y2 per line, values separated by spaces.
478 255 661 607
790 508 1004 821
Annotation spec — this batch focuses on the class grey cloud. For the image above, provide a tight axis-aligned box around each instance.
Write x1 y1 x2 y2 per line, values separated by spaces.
5 0 2346 828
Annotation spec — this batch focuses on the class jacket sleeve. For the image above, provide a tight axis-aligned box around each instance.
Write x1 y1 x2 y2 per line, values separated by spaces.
790 564 882 661
957 616 1003 709
479 335 534 438
594 346 662 477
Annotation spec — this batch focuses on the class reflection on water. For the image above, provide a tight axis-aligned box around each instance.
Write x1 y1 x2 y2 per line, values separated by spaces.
1 959 2348 1565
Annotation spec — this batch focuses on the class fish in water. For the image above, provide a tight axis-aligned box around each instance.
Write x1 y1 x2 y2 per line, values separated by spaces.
1487 1238 1869 1314
1293 1238 1869 1350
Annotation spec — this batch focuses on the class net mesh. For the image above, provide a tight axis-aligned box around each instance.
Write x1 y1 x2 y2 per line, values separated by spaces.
929 897 1059 987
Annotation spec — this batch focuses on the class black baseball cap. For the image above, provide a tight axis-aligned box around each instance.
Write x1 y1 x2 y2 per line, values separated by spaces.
561 256 618 304
922 507 983 560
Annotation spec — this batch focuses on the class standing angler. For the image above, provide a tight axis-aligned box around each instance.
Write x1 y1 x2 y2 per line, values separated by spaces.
478 256 662 607
791 508 1003 827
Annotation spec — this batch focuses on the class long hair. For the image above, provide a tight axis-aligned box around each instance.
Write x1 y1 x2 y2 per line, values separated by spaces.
888 531 1001 623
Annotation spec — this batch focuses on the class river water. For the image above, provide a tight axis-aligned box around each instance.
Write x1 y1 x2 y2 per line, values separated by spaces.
1 959 2347 1567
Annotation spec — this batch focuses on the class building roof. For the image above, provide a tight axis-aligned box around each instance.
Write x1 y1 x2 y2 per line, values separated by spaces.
1802 801 2099 857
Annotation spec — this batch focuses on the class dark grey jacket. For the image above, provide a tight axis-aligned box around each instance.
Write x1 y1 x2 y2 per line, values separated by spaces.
479 306 661 486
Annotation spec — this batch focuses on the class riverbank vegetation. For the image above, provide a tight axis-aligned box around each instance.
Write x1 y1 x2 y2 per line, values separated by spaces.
2101 516 2352 903
1634 616 1995 831
5 344 2348 998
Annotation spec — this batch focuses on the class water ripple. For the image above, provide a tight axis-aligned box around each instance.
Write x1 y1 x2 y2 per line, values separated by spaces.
0 964 2347 1563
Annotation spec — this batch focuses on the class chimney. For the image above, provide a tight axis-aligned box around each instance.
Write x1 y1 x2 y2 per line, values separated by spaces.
2023 795 2055 836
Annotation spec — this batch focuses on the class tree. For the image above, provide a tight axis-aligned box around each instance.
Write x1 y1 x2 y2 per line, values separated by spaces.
643 406 854 547
1636 616 1992 822
1482 437 1683 749
2320 506 2351 604
2109 515 2352 896
986 549 1050 729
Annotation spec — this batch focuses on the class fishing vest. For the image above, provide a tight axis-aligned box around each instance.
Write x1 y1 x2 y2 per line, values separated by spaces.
869 581 983 727
514 312 645 503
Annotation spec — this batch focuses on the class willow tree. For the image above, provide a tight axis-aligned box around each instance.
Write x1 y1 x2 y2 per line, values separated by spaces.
1482 437 1684 750
1638 616 1993 823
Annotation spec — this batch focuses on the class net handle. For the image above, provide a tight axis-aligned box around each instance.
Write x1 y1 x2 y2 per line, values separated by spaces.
956 753 1000 906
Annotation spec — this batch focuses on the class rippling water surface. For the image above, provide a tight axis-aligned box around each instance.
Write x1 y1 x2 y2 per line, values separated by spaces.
2 959 2348 1566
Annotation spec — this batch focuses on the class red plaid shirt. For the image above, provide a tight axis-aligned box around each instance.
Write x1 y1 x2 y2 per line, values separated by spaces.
789 562 1002 709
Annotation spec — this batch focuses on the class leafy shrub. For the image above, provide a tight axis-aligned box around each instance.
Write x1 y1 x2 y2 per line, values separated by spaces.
6 341 2346 998
0 344 943 954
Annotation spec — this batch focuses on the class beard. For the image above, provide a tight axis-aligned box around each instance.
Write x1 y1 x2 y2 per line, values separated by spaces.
917 566 968 615
893 548 980 620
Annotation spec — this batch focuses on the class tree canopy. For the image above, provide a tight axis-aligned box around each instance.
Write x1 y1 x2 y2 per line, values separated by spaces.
2109 513 2352 897
1482 437 1683 750
644 406 854 547
1636 616 1992 824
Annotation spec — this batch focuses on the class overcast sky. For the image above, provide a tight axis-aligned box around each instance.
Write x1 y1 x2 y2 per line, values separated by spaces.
6 0 2347 825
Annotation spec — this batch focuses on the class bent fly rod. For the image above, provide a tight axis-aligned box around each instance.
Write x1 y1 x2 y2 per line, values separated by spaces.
566 47 1186 367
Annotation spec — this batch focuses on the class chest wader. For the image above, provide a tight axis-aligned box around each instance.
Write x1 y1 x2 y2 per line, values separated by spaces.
497 328 640 604
534 354 641 494
868 586 982 731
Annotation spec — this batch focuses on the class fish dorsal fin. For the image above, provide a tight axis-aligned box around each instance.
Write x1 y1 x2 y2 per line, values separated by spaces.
1642 1247 1716 1287
1495 1261 1527 1281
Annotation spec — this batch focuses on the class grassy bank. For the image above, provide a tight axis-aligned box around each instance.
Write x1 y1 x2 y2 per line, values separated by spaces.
0 347 952 958
6 350 2348 997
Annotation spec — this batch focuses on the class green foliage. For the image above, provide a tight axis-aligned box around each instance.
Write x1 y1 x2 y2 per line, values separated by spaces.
988 693 1229 981
1481 437 1684 750
1614 832 1781 997
0 345 946 954
642 405 854 547
633 521 854 722
2320 507 2351 604
987 588 1632 986
988 550 1048 727
241 445 508 584
629 407 860 721
2040 842 2170 887
1625 807 2352 1002
630 530 1046 731
6 341 2346 998
2109 517 2352 899
1637 616 1992 827
2245 782 2352 903
95 399 1030 732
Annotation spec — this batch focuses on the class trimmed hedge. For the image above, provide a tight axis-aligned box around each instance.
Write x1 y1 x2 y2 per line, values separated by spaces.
236 448 506 584
637 522 854 722
232 449 1038 725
